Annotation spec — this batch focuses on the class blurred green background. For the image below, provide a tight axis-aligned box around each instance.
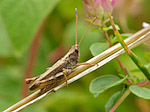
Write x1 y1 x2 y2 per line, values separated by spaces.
0 0 150 112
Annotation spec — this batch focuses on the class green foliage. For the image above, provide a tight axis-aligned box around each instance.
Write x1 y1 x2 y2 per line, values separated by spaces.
0 17 12 56
105 91 121 112
103 24 120 32
89 75 127 97
0 0 60 57
0 65 22 111
112 17 150 80
0 0 61 111
145 63 150 71
0 0 150 112
90 42 108 56
130 85 150 99
120 33 133 39
112 33 132 44
129 53 150 80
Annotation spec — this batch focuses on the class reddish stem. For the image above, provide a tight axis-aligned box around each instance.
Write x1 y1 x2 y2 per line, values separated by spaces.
21 20 46 97
102 23 132 84
116 57 132 84
137 79 147 86
109 88 130 112
138 80 150 87
110 79 150 112
103 27 112 46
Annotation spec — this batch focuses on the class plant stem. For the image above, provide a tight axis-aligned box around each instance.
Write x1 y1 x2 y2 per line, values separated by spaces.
102 23 132 84
102 25 112 46
138 81 150 87
107 12 130 54
109 88 131 112
107 11 150 80
129 53 150 80
137 79 147 86
116 57 132 84
3 27 150 112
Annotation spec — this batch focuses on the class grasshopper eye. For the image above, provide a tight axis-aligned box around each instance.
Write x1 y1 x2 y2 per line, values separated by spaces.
75 49 78 53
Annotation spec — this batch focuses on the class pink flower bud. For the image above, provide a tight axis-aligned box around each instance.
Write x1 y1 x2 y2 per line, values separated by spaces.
83 0 115 25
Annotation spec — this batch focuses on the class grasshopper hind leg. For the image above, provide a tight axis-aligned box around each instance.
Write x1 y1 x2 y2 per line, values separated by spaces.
39 69 72 94
40 83 57 94
26 76 39 84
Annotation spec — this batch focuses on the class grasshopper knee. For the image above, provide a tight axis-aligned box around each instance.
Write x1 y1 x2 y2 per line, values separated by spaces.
29 83 40 91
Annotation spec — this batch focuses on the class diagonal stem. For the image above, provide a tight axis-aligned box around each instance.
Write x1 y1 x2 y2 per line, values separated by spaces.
109 88 131 112
3 26 150 112
107 11 150 80
102 23 132 84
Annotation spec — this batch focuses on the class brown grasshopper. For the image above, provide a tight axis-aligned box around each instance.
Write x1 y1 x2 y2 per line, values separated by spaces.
26 8 95 92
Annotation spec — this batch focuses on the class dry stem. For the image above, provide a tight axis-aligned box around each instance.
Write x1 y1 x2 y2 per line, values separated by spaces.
3 26 150 112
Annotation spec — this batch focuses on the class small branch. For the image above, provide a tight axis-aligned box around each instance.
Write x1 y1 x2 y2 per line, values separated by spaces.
3 26 150 112
107 12 130 54
116 57 132 84
109 88 131 112
108 12 150 80
102 22 132 84
138 81 150 87
137 79 147 86
21 20 46 97
102 25 112 46
128 53 150 80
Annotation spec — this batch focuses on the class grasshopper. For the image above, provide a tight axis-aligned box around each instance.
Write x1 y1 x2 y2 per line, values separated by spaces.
26 8 95 92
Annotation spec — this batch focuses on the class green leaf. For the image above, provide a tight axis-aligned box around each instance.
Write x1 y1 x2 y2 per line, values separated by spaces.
118 73 126 78
89 75 127 97
120 33 132 39
105 91 121 112
130 85 150 99
108 25 120 30
112 33 132 44
102 27 110 32
103 24 120 32
0 0 60 57
145 63 150 71
94 93 99 98
131 63 150 73
90 42 108 56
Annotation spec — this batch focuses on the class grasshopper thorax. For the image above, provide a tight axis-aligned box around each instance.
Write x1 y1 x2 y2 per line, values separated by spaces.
65 44 80 66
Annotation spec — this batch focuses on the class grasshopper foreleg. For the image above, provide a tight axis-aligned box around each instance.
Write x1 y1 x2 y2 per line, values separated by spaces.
76 62 97 66
62 68 72 87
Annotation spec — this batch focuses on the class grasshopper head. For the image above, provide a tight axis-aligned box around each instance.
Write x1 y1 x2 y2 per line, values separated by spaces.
67 44 80 66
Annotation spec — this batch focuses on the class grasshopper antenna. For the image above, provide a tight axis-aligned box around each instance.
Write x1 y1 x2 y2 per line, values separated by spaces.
78 17 96 46
75 8 78 45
